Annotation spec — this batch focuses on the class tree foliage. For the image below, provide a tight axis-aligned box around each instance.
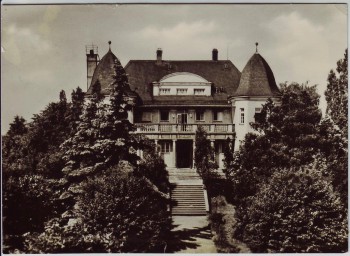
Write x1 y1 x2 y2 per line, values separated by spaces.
325 49 348 136
244 166 347 253
194 125 218 183
223 82 348 253
24 165 170 253
225 83 322 201
2 57 171 253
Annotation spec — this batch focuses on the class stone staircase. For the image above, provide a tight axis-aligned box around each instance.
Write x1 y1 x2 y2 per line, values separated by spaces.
168 168 201 181
171 183 207 216
169 168 207 216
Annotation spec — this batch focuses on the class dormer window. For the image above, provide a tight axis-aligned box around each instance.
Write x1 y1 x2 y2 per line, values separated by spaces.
177 88 188 95
159 88 170 95
194 89 205 95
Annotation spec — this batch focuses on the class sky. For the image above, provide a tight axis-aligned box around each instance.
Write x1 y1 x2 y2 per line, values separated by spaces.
1 3 348 134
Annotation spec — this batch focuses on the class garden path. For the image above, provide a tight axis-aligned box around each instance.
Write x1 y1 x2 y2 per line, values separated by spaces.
166 216 217 253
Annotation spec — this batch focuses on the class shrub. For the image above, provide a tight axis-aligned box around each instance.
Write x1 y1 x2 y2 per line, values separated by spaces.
210 196 250 253
25 166 171 253
243 167 348 253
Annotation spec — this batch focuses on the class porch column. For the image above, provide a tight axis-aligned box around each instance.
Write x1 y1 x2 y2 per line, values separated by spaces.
192 139 196 169
211 140 215 159
210 140 215 148
173 139 177 167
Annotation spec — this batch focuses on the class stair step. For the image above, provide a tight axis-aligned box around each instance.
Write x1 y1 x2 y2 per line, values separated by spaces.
170 180 207 216
172 192 204 194
173 203 205 205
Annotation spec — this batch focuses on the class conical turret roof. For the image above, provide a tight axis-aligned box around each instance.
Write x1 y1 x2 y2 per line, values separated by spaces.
234 53 280 97
87 48 135 96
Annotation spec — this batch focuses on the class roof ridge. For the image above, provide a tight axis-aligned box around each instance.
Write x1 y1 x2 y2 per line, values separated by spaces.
127 59 233 62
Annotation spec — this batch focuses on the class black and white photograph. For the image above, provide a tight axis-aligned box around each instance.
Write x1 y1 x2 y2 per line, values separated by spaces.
1 2 348 253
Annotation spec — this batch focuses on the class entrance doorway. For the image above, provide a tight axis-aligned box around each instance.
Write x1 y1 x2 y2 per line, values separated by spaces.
176 140 193 168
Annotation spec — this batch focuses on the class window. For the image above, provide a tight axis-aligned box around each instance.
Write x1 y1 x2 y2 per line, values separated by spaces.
196 110 205 121
159 88 170 95
254 107 263 122
160 141 172 153
177 88 188 95
213 110 223 121
194 89 205 95
240 108 245 124
160 110 169 122
141 112 152 122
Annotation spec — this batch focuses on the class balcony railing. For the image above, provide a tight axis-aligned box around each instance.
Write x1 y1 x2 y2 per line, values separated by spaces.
135 123 234 133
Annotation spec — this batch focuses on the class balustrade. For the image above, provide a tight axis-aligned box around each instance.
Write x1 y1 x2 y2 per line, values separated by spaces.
135 123 234 133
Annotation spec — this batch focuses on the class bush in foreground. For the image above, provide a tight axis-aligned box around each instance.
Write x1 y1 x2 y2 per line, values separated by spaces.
243 167 348 253
24 165 171 253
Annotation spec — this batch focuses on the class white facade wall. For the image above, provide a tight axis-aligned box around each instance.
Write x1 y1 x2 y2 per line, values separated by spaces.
232 99 267 151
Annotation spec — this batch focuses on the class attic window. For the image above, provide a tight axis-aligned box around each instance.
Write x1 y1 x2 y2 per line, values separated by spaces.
215 87 225 93
177 88 188 95
160 88 170 95
194 89 205 95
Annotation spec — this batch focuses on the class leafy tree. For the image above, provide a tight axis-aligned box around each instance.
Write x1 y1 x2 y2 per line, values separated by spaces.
222 137 234 175
24 165 170 253
243 166 348 253
317 118 348 206
135 139 169 193
3 175 59 253
325 49 348 136
225 83 322 201
223 82 348 252
194 125 218 183
3 90 79 252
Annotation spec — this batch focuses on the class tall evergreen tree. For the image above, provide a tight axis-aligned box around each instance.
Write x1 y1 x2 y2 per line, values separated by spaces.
23 57 171 253
7 115 27 136
70 87 85 134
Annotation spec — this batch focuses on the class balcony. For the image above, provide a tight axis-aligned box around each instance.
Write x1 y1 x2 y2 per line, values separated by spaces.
135 123 234 134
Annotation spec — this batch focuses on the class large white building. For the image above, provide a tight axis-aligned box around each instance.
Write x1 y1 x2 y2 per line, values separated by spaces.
86 43 281 170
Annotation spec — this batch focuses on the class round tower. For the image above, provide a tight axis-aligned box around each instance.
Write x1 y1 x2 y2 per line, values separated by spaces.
86 41 138 122
229 43 281 151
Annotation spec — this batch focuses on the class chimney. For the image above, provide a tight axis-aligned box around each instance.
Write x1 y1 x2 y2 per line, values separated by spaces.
86 44 99 90
156 48 162 64
212 48 218 61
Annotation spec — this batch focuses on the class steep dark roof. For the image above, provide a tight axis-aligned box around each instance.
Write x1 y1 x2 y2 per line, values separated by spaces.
234 53 280 97
87 50 136 96
124 60 241 105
